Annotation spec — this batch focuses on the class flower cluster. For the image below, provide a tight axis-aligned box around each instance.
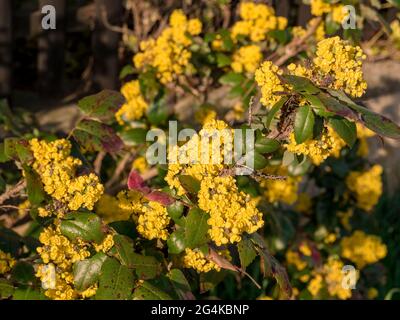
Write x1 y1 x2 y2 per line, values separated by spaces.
117 190 170 241
308 256 353 300
313 37 367 97
310 0 346 24
183 248 220 273
285 127 346 166
116 80 148 124
165 119 232 196
165 119 263 246
0 250 15 275
341 230 387 269
231 2 287 42
292 18 326 42
30 139 104 213
231 45 262 74
261 168 301 205
133 10 202 84
35 225 95 299
198 175 264 245
254 61 285 107
345 165 383 211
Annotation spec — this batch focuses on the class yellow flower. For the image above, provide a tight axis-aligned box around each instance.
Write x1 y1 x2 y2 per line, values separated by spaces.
308 274 323 297
132 156 148 174
183 248 220 273
116 80 148 124
231 45 262 74
231 2 287 42
286 250 307 271
117 190 170 241
341 230 387 269
346 165 383 211
299 243 312 257
310 0 345 24
30 139 104 214
313 37 367 98
261 168 301 205
199 175 264 246
255 61 285 108
93 234 115 253
133 10 202 84
35 225 99 300
285 127 346 166
0 250 16 275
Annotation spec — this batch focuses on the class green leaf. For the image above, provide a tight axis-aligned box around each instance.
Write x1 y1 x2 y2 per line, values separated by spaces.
74 119 123 153
253 152 268 170
329 118 357 147
13 286 47 300
167 229 186 254
178 175 201 194
250 233 292 298
112 234 160 279
119 65 135 80
119 128 147 146
167 202 184 223
147 95 168 126
73 252 107 291
218 72 244 86
109 221 138 240
199 270 228 293
327 89 400 139
303 93 334 117
216 53 232 67
255 137 280 154
23 165 45 205
167 269 193 300
96 257 134 300
237 238 257 269
185 208 210 249
133 280 172 300
317 93 357 120
0 143 9 163
78 90 125 123
0 279 14 299
60 212 105 244
265 97 288 128
4 138 33 163
11 262 36 285
294 105 315 144
282 75 320 94
0 226 23 255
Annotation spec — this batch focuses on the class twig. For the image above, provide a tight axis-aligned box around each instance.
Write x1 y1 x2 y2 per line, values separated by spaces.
0 180 26 206
272 17 322 67
105 153 133 190
94 151 106 175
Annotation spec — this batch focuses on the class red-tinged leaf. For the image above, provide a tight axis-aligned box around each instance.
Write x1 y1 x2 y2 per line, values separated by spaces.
74 119 124 153
145 191 174 206
127 170 150 193
78 90 125 123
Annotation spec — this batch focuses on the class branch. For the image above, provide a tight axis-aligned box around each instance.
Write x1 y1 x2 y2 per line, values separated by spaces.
0 180 26 206
272 17 322 67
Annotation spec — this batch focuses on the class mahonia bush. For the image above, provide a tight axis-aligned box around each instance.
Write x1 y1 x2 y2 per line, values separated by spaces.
1 1 400 301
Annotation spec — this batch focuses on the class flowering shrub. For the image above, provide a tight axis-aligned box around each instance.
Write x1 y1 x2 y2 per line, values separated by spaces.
1 1 400 300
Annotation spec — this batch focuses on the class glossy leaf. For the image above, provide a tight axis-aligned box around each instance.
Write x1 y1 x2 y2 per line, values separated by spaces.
185 208 210 249
60 212 105 244
73 252 107 291
294 105 314 144
329 117 357 147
